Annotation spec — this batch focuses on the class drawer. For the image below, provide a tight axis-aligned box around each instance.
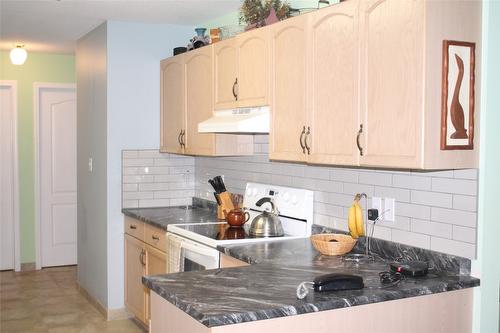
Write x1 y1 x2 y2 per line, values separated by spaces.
144 223 167 250
124 216 145 241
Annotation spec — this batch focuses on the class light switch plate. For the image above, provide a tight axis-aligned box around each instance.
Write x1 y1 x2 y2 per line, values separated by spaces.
88 157 93 172
384 198 395 222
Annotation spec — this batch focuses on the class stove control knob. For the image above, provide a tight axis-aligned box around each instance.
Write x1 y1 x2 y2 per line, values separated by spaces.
283 192 290 202
292 195 298 205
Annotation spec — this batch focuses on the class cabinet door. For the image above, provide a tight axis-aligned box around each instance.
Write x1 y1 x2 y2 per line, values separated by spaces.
269 15 309 162
214 38 239 110
185 46 215 156
124 234 147 324
160 56 185 154
237 27 270 108
307 0 360 166
146 245 167 322
359 0 424 168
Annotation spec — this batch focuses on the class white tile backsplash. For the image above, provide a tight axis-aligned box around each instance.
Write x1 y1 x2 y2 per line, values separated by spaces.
193 136 478 258
122 138 478 258
122 150 194 209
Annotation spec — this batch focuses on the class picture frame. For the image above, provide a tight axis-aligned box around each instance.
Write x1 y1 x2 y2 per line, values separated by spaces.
440 40 475 150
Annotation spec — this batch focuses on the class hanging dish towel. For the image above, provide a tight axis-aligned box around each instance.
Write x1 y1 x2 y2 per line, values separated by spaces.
167 233 184 273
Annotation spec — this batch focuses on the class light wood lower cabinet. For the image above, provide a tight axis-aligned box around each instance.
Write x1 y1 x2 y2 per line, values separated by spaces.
145 244 167 322
150 288 473 333
124 234 147 324
124 219 167 327
219 254 249 268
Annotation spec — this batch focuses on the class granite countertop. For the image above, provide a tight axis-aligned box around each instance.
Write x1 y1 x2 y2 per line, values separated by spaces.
143 236 480 328
122 198 221 230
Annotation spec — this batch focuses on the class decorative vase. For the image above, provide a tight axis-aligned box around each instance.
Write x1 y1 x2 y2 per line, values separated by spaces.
195 28 207 37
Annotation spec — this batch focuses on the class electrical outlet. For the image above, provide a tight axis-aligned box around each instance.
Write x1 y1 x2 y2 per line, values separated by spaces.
384 198 395 222
372 197 382 213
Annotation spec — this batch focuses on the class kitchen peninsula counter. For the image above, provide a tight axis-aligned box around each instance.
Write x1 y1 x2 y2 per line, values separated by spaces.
143 235 479 331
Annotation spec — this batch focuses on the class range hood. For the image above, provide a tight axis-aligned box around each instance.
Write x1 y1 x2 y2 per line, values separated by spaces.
198 106 269 133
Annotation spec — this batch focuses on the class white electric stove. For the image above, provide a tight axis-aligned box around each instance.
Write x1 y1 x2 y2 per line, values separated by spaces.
166 183 313 272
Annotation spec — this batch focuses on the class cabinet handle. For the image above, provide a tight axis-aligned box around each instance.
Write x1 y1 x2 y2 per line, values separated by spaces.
139 249 146 266
177 130 183 146
180 130 186 147
299 126 306 154
304 126 311 155
152 235 160 241
232 78 238 101
356 124 364 156
129 225 137 230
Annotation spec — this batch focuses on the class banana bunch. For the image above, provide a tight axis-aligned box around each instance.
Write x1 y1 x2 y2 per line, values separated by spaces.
348 196 365 239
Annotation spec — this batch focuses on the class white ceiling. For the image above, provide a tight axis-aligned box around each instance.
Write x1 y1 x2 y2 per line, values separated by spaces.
0 0 241 54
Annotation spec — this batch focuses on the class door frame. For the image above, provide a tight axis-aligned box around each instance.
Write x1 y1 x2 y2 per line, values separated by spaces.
33 82 76 270
0 80 20 272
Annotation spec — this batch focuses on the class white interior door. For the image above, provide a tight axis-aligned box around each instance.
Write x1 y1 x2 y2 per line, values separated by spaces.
0 83 17 270
39 86 77 267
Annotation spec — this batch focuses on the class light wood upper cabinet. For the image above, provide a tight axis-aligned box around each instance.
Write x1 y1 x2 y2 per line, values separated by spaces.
124 234 147 325
358 0 424 168
269 14 309 163
237 27 270 108
307 0 360 166
160 56 185 154
184 47 216 156
214 28 270 110
160 46 254 157
214 39 239 109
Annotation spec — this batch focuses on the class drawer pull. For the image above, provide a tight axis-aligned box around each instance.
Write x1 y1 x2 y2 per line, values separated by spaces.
129 225 137 230
152 235 160 241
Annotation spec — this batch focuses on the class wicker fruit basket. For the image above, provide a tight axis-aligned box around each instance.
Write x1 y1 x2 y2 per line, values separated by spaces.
310 233 357 256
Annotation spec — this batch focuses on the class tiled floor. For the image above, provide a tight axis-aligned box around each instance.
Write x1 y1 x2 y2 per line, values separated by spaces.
0 266 144 333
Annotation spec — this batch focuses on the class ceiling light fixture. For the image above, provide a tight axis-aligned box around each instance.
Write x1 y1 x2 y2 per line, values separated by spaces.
10 44 28 65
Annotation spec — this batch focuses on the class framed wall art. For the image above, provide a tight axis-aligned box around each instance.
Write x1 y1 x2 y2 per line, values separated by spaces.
441 40 475 150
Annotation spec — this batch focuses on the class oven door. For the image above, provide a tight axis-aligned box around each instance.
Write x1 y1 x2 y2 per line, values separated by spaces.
180 239 220 272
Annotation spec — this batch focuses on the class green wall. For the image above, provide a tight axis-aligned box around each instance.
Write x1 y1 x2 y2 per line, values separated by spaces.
473 1 500 331
0 51 75 263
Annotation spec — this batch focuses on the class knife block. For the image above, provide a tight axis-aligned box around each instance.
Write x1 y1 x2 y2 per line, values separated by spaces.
217 192 235 220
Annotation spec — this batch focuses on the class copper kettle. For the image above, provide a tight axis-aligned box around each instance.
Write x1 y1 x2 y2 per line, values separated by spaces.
224 208 250 227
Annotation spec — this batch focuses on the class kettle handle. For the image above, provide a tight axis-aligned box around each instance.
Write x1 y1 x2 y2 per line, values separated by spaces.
255 197 277 214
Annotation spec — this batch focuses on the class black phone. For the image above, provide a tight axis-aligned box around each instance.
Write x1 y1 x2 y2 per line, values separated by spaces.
313 273 364 292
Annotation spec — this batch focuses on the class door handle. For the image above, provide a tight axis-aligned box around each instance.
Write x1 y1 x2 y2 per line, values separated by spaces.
304 126 311 155
356 124 364 156
152 235 160 241
129 225 137 230
299 126 306 154
232 78 238 101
